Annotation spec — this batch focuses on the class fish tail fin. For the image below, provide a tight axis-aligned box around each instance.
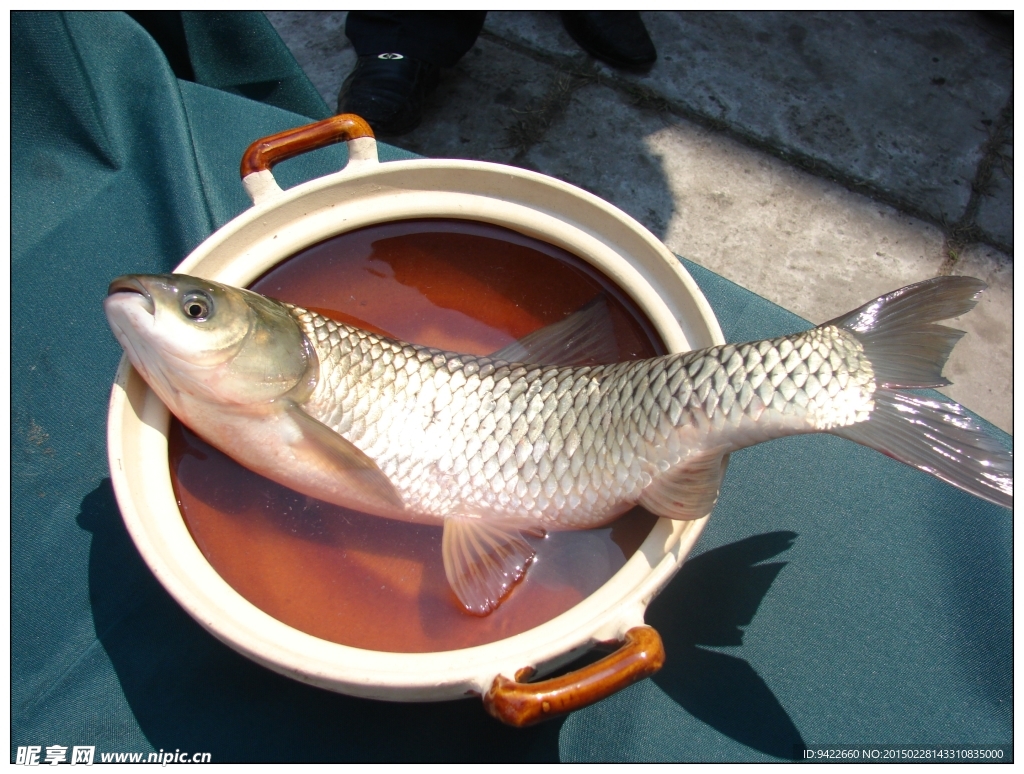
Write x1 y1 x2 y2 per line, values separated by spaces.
825 275 985 390
825 276 1012 508
832 391 1012 508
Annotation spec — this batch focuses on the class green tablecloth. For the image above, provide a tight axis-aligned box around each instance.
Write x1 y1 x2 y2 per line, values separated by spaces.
11 12 1012 763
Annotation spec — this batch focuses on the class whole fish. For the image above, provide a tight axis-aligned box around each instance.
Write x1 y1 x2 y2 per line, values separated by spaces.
105 273 1013 614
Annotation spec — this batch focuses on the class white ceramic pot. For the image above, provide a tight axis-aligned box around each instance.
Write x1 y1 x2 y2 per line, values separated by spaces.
106 115 725 726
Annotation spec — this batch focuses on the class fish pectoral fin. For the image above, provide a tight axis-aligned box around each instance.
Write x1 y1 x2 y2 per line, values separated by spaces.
284 401 404 511
638 447 728 521
489 295 618 366
441 515 535 616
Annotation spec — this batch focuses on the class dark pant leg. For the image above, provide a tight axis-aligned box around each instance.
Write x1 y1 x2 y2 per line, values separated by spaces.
345 11 486 67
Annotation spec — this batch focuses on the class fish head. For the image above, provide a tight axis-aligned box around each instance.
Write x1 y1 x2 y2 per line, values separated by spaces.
104 273 314 411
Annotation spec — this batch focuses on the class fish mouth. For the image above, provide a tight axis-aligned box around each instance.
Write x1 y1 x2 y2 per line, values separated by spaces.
107 276 155 315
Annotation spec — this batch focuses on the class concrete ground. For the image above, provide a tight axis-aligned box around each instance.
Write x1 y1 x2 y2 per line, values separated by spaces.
267 11 1013 434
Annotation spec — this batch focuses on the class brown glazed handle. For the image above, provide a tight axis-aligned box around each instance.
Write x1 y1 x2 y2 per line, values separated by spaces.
483 626 665 727
239 113 375 179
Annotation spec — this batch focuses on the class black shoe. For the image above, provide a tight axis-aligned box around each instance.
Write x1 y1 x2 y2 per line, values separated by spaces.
337 54 440 136
561 12 657 73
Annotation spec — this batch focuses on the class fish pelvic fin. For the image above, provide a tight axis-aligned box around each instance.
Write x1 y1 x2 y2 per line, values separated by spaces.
639 447 728 521
284 400 405 512
822 276 1011 509
825 275 985 390
488 295 619 366
832 391 1012 509
442 516 535 616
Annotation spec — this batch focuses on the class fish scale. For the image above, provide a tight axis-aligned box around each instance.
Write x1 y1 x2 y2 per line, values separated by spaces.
290 306 877 528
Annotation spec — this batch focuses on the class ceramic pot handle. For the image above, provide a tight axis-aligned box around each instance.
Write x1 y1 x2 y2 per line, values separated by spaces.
482 626 665 727
239 114 378 204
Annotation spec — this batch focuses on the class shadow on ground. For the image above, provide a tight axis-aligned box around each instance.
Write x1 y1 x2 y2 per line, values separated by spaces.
646 531 805 760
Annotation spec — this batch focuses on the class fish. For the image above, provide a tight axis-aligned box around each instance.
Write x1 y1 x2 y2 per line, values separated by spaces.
104 273 1013 615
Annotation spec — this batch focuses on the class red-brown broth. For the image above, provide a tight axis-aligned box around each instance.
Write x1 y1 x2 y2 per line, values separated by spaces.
169 219 664 652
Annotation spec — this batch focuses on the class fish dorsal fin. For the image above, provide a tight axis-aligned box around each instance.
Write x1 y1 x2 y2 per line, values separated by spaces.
489 295 618 366
638 447 728 521
284 400 404 512
441 515 535 615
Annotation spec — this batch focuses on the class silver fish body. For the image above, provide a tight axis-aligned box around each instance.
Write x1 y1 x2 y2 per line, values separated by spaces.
293 307 874 529
105 273 1013 614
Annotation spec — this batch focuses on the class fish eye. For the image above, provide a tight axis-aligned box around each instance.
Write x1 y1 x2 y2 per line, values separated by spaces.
182 292 213 322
